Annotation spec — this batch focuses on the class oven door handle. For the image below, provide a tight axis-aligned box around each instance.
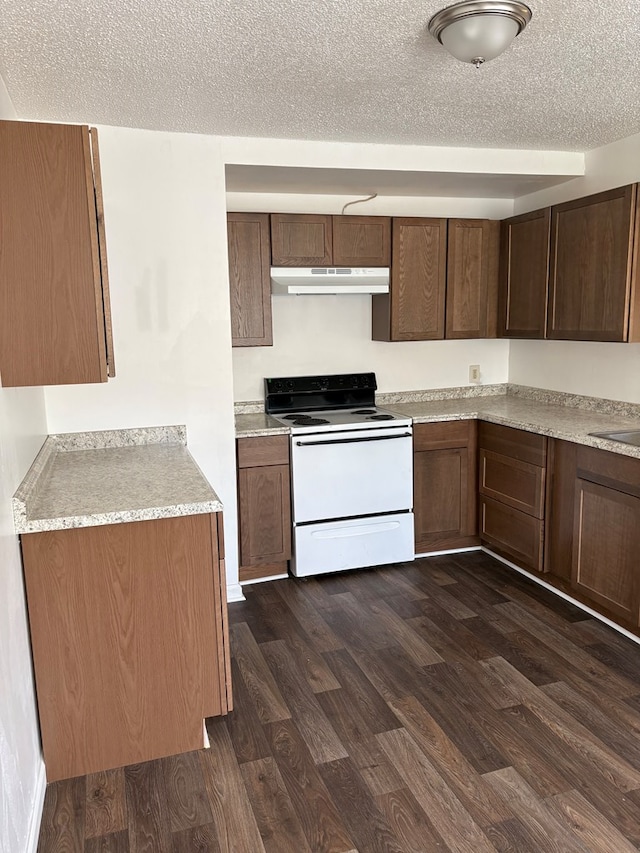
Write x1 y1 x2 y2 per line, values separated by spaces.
295 432 412 447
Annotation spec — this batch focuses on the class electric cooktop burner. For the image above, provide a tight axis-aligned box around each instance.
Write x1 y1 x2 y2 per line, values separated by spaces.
292 416 329 426
352 409 376 414
368 414 394 420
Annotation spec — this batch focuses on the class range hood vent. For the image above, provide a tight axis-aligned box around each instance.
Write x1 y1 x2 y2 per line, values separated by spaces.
271 267 389 295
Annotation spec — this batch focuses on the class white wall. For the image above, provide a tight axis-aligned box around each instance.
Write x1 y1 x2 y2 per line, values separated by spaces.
43 126 241 598
0 76 49 853
509 132 640 402
230 193 511 400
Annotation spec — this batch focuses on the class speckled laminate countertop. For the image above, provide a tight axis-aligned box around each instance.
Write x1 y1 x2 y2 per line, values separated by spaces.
235 412 289 438
13 426 223 534
235 385 640 459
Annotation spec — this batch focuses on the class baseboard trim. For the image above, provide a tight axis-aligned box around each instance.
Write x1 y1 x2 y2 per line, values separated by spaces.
482 547 640 648
26 758 46 853
416 546 481 558
226 582 245 603
240 573 288 586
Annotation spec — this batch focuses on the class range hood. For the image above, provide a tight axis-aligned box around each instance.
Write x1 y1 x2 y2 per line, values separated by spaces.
271 267 389 295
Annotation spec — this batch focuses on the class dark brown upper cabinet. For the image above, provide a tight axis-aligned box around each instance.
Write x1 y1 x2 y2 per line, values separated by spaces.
0 120 115 387
332 215 391 266
372 218 447 341
270 214 332 266
270 213 391 268
445 219 500 339
227 213 273 347
498 207 551 339
547 184 640 342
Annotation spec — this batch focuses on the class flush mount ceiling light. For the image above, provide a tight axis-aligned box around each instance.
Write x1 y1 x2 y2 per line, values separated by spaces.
428 0 532 68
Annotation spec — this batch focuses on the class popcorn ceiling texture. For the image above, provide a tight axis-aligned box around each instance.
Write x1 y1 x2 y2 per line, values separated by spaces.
0 0 639 149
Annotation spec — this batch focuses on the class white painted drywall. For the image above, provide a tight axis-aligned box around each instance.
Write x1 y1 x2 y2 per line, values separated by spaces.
43 126 241 599
233 295 509 400
0 78 49 853
509 132 640 402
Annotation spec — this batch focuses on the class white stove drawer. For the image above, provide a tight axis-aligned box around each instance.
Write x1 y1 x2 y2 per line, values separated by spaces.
291 512 414 577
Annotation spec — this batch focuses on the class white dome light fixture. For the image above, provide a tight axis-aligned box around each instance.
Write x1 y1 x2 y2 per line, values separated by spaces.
428 0 532 68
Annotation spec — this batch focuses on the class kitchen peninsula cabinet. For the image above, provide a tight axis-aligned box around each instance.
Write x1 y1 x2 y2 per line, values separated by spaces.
270 213 391 267
498 207 550 338
445 219 500 339
227 212 273 346
548 184 640 342
413 420 478 552
372 217 447 341
237 434 291 581
0 120 115 387
22 512 231 782
479 422 548 572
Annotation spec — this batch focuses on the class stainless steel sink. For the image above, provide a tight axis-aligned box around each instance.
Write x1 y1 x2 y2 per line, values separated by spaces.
589 429 640 447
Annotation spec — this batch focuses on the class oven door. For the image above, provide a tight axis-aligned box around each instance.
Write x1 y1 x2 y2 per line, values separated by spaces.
290 425 413 523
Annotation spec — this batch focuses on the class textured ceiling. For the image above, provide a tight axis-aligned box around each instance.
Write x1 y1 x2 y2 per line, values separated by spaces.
0 0 639 151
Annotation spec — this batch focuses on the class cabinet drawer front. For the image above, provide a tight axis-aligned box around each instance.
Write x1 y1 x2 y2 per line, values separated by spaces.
480 449 545 518
479 422 547 466
480 496 544 572
237 435 289 468
413 419 475 451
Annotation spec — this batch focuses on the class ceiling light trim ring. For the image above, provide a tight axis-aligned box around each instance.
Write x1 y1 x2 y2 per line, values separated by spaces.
428 0 532 44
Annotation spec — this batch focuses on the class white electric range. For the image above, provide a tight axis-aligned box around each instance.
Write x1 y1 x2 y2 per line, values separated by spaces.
265 373 415 577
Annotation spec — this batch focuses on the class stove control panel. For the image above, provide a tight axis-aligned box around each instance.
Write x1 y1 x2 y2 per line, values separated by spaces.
265 372 378 414
266 373 376 395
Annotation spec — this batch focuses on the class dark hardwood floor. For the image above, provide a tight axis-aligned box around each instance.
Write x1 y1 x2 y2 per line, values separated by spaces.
37 552 640 852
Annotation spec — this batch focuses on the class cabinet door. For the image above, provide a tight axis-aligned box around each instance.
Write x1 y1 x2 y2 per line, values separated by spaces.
271 214 332 266
498 208 550 338
413 421 478 552
548 185 638 341
21 515 228 782
238 464 291 567
372 218 446 341
332 215 391 266
227 213 273 347
573 479 640 624
446 219 499 339
0 121 113 387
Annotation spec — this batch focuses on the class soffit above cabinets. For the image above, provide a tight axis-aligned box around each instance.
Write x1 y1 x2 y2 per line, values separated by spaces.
224 165 577 200
1 0 639 151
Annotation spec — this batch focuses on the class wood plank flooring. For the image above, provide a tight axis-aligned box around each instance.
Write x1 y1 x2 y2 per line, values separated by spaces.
37 551 640 852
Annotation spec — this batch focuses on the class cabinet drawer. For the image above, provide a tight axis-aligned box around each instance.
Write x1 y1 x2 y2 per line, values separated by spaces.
479 449 545 518
413 419 475 451
480 496 544 572
479 422 547 466
237 435 290 468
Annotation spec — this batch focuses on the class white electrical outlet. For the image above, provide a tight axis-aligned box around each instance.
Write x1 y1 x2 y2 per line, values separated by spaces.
469 364 481 383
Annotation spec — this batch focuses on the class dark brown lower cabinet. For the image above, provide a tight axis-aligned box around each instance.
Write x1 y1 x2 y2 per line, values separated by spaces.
572 479 640 624
21 513 231 782
565 444 640 628
478 422 547 572
544 439 578 580
237 435 291 582
413 420 478 553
